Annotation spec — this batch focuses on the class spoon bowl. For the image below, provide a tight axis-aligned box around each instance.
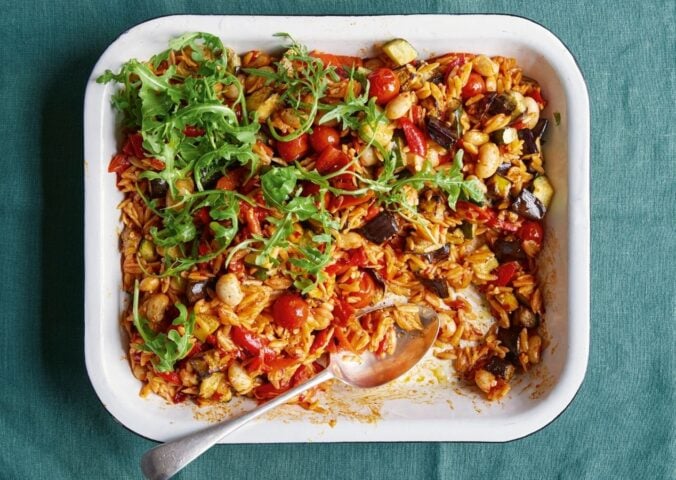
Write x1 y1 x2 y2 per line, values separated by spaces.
141 304 439 480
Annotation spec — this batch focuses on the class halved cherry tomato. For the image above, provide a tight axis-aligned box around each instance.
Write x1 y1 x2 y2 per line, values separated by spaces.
315 145 350 174
325 247 371 275
368 68 400 105
108 154 130 174
518 220 544 246
183 125 205 137
309 51 363 69
529 89 547 107
462 72 486 99
172 391 187 404
310 125 341 152
277 133 309 162
349 271 378 309
399 117 427 156
493 261 519 287
272 293 309 329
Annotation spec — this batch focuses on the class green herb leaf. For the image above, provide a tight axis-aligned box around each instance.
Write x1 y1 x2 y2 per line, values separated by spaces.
132 280 195 372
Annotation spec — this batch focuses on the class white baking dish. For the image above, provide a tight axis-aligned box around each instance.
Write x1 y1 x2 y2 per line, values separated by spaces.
84 14 590 443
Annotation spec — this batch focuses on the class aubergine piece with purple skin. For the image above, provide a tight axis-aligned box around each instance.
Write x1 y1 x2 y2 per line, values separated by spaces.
513 306 540 328
425 116 457 148
518 128 539 155
492 237 527 262
420 244 450 264
357 211 400 244
484 356 516 381
186 280 209 304
419 277 450 298
510 188 546 221
149 178 169 199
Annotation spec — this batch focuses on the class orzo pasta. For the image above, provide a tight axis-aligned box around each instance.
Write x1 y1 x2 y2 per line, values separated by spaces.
98 33 553 407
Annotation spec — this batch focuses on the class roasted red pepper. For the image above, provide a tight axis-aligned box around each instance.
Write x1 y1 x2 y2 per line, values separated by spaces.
399 117 427 156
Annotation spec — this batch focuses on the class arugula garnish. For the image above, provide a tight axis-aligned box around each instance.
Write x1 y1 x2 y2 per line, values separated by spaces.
244 33 339 141
132 280 195 372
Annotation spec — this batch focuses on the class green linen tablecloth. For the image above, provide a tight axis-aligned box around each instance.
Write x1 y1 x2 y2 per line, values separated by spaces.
1 1 673 478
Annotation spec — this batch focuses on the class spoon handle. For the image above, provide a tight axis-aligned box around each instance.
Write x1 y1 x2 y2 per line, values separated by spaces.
141 367 335 480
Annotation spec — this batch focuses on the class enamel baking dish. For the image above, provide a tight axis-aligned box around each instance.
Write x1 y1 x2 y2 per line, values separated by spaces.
84 14 590 442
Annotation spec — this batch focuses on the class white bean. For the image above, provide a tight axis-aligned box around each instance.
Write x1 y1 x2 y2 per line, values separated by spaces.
522 96 540 129
215 273 244 307
385 92 415 120
476 142 501 179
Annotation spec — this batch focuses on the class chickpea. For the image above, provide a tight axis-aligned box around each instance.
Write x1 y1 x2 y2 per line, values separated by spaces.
215 273 244 307
144 293 170 323
476 142 501 178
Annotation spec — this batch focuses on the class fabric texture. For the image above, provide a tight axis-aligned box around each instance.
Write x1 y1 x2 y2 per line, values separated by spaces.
0 1 673 478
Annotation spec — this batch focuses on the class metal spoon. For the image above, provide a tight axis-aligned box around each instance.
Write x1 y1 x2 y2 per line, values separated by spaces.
141 304 439 480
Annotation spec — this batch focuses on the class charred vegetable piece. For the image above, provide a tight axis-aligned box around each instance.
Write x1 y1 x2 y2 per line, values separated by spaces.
426 116 457 148
513 306 539 328
460 222 477 239
189 357 210 378
487 92 525 117
532 176 554 209
419 277 450 298
186 280 209 304
496 162 511 175
382 38 418 66
149 178 168 199
420 244 450 263
490 127 518 145
511 188 546 221
532 118 549 139
493 238 527 262
484 356 516 381
358 211 400 244
497 327 520 363
490 175 512 199
518 128 538 155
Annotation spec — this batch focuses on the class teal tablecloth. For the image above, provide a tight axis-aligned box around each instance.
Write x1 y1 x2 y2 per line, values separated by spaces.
1 1 674 478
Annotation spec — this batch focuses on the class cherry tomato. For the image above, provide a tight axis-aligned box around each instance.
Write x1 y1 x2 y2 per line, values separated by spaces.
493 261 520 287
272 293 309 329
462 72 486 99
315 145 350 174
310 125 340 152
349 271 378 309
277 133 309 162
367 68 400 105
518 220 544 246
193 207 210 226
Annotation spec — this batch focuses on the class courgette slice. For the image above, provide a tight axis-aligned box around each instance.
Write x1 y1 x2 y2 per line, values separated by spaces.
490 175 512 198
532 176 554 209
490 127 518 145
382 39 418 66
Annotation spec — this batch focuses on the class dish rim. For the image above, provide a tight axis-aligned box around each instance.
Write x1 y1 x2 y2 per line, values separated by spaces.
83 13 590 443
